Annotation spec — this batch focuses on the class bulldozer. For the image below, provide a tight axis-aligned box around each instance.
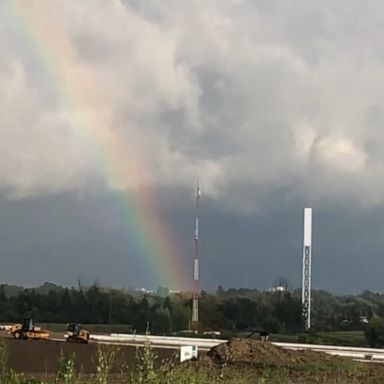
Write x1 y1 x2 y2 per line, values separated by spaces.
9 318 50 340
65 323 90 344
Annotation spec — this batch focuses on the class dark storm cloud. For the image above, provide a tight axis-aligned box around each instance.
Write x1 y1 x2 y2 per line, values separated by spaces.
1 191 383 293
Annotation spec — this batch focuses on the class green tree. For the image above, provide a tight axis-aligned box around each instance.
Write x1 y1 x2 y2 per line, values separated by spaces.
365 316 384 347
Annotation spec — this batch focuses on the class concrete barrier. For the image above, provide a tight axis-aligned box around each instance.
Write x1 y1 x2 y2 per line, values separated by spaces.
90 333 384 362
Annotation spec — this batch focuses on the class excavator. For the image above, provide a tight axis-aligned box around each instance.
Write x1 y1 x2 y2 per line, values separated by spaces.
9 318 50 340
246 328 270 341
65 323 90 344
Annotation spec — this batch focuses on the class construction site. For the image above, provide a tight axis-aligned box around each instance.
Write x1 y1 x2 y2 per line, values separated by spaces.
2 325 384 383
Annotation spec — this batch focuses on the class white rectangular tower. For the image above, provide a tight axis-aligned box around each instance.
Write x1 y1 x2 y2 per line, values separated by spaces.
302 207 312 330
192 181 201 332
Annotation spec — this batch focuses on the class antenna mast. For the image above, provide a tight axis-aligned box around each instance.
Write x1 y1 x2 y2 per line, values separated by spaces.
302 207 312 330
192 180 201 332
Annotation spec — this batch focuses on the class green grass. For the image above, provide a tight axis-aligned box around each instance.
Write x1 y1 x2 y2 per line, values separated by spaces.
313 331 366 347
267 330 367 347
269 333 304 343
39 323 134 334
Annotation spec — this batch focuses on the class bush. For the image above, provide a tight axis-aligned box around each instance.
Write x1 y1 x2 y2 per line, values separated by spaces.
365 316 384 347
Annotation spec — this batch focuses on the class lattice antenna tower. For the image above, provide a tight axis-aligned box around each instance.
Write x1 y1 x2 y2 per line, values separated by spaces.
191 180 201 332
302 207 312 330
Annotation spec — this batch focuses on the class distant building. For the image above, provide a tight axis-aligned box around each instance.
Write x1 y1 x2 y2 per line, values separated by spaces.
135 287 154 294
268 285 286 293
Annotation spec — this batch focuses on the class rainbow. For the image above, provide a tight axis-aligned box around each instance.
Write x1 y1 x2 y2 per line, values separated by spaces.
2 1 188 289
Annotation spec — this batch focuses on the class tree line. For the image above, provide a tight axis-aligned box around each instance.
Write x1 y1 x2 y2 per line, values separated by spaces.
1 282 384 341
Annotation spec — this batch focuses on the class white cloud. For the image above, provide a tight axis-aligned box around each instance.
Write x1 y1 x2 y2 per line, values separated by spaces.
1 0 384 209
314 135 366 172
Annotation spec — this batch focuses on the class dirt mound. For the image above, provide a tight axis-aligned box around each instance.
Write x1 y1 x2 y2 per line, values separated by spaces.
205 338 336 367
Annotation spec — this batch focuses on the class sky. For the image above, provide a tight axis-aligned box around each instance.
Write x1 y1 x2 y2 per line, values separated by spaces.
0 1 384 293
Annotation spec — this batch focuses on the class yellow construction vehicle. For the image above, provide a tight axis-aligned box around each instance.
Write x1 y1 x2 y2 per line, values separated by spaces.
65 323 90 344
9 318 50 340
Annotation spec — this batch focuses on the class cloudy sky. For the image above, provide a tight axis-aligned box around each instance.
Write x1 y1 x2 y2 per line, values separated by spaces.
0 0 384 293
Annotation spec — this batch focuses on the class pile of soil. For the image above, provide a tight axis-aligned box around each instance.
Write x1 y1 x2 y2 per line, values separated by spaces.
179 338 384 383
205 338 336 367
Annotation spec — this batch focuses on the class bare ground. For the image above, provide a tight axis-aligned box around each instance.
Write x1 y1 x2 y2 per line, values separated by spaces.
1 337 174 374
3 332 384 383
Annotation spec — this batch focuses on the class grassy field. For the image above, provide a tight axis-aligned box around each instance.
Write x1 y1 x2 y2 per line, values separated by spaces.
315 331 366 346
270 330 367 347
39 323 134 334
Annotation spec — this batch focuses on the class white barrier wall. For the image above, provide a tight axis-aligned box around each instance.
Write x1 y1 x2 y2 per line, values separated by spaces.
91 333 384 362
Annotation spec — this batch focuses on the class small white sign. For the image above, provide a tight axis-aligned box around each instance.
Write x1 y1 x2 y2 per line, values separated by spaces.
180 345 198 362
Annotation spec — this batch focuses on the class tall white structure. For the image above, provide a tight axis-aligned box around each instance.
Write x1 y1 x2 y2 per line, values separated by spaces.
192 181 201 332
302 207 312 330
